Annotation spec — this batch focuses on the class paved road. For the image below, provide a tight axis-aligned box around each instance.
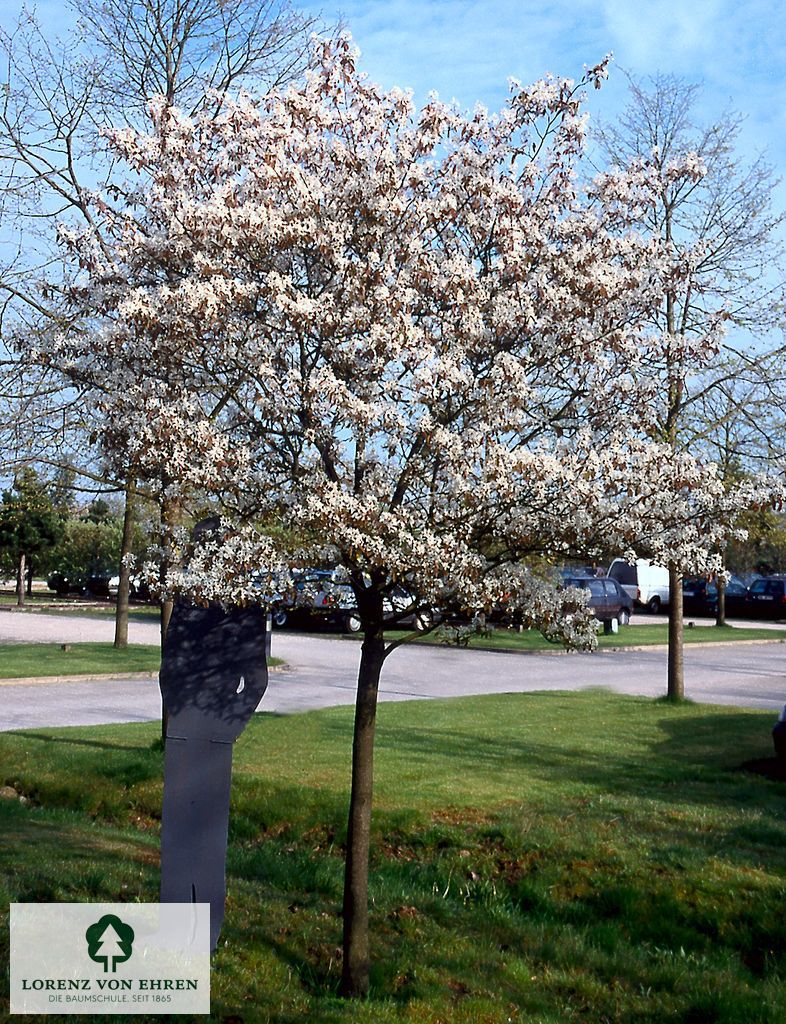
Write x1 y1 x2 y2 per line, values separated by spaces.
1 609 785 731
0 608 161 646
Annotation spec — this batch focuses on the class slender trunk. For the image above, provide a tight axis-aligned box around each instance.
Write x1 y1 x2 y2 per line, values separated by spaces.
159 493 178 744
26 561 33 596
715 575 726 627
160 600 173 645
16 551 26 608
114 478 136 650
661 225 687 700
341 605 386 999
667 565 684 700
160 603 173 745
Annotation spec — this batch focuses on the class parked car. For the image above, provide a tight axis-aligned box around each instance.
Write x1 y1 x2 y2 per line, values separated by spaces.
47 570 114 598
107 573 153 602
82 572 113 598
682 575 748 617
271 569 360 632
47 571 84 596
561 565 606 579
563 575 634 627
607 558 669 613
270 571 439 634
743 576 786 620
384 585 440 631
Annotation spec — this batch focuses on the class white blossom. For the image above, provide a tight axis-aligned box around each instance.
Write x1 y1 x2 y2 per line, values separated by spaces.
41 36 784 647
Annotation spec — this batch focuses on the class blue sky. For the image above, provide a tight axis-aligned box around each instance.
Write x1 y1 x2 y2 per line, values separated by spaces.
294 0 786 202
2 0 785 197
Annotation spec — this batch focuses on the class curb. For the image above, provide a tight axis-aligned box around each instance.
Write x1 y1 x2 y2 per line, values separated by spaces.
0 671 158 687
293 630 786 655
444 637 786 656
0 603 114 613
604 638 786 653
0 662 288 687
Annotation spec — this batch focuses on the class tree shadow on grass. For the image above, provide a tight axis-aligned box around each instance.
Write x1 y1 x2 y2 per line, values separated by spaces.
3 690 785 1022
8 730 146 752
335 693 786 826
0 803 159 904
738 756 786 782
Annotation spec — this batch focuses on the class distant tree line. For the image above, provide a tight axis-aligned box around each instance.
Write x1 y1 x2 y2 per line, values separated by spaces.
0 467 153 604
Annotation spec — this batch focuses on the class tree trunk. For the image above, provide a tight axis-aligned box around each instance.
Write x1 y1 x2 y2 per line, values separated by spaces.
16 551 26 608
340 608 386 999
667 565 684 700
159 596 174 743
26 561 33 596
159 494 178 745
715 574 726 627
114 479 136 649
160 599 173 645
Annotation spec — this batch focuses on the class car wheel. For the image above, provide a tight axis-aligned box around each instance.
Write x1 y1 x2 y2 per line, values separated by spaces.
344 612 362 633
618 608 631 626
647 596 661 614
272 609 288 628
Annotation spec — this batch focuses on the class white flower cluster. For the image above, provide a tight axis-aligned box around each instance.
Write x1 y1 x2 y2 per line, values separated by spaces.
40 36 784 646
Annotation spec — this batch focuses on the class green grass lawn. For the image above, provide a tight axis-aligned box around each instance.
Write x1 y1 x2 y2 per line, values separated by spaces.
0 591 60 607
0 642 162 678
0 691 784 1022
0 625 782 684
385 622 786 651
0 590 161 621
0 643 282 679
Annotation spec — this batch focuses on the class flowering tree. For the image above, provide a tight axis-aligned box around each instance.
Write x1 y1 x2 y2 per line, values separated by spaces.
44 38 771 996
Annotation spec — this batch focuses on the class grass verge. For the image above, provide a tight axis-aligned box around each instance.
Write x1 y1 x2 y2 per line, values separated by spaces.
0 592 62 607
0 643 282 679
381 622 786 652
0 642 162 678
0 591 160 620
0 690 785 1022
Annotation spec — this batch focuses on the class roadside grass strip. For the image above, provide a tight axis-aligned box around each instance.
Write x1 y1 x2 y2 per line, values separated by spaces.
0 594 160 620
386 623 786 652
0 691 784 1023
0 643 284 680
0 642 162 679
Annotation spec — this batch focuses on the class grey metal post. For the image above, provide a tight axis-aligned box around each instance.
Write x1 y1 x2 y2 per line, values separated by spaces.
159 602 268 952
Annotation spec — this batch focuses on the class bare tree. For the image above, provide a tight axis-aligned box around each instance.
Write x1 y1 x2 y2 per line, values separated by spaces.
77 0 315 121
595 72 785 699
0 0 321 639
689 367 773 623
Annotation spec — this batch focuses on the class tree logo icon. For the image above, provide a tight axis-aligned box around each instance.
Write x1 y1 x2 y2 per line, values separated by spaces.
85 914 135 973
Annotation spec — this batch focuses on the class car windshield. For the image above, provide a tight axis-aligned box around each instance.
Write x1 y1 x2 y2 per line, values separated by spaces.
608 562 636 585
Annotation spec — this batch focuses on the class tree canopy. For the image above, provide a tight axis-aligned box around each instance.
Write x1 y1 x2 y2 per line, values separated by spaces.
30 37 781 994
0 468 63 600
46 39 766 633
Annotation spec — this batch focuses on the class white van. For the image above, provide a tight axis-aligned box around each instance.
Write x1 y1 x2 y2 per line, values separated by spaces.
607 558 670 613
